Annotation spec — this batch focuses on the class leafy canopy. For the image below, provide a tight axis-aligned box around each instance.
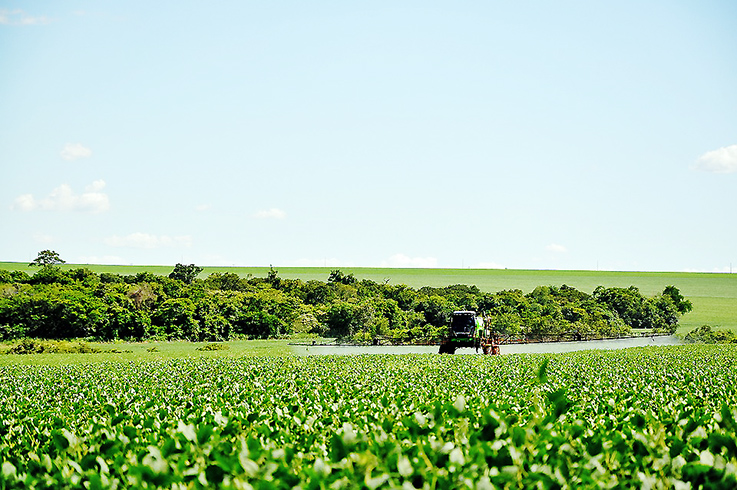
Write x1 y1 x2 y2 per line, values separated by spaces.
168 263 203 284
29 250 65 268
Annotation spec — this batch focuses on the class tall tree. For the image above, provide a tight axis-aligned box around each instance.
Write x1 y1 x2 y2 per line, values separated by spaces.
662 285 693 314
169 263 203 284
29 250 66 268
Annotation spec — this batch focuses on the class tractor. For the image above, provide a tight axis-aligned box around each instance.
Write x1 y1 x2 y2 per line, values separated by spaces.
438 310 500 355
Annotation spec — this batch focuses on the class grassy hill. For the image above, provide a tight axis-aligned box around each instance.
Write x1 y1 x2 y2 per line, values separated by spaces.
2 262 735 333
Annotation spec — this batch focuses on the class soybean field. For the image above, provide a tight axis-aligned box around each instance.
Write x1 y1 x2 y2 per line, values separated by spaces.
1 345 736 488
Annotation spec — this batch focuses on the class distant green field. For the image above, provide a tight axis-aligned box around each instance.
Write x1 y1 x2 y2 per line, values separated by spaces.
2 262 736 333
0 339 289 367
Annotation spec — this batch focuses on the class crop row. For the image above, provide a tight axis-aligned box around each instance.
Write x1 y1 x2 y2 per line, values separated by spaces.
1 345 736 488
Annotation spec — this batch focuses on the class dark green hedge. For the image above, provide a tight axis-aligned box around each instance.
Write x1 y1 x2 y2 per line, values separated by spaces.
0 267 690 342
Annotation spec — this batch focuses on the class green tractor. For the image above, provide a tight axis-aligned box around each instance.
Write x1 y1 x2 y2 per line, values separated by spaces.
438 310 500 355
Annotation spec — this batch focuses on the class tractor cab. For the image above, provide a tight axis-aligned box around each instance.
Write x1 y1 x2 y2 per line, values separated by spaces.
450 311 477 338
440 311 498 355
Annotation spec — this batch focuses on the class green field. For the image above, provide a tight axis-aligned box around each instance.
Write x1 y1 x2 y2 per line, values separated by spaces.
1 346 736 488
2 260 736 486
0 339 290 367
3 262 735 333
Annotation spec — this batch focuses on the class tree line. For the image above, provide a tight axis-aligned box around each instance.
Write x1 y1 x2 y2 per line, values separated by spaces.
0 262 692 343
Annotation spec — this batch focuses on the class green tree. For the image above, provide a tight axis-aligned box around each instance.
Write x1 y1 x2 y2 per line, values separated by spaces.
102 293 152 340
328 270 357 285
323 301 361 338
151 298 200 339
299 280 333 305
194 294 233 341
648 295 679 333
0 285 108 339
99 272 125 284
593 286 649 329
684 324 737 344
203 272 246 291
415 295 453 328
29 250 65 268
662 285 693 314
169 263 204 284
28 266 73 285
234 311 285 339
0 270 30 284
263 265 283 289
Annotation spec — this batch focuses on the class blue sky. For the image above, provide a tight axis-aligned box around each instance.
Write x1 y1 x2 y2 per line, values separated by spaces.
1 1 736 271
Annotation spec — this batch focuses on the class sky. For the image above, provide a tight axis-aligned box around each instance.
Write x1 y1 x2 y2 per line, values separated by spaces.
1 1 736 272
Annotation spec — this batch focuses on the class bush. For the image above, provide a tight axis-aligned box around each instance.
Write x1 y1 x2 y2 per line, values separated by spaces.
196 343 229 351
233 311 285 339
0 270 30 284
684 325 737 344
100 272 125 284
3 339 102 355
0 285 110 340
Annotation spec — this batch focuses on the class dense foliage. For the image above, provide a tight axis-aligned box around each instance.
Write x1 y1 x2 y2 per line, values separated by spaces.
0 345 736 488
0 266 690 342
684 325 737 344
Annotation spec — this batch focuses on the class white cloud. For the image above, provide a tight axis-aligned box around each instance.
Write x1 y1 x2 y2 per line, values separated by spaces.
86 180 106 192
546 243 567 253
104 233 192 249
61 143 92 161
11 180 109 213
381 253 438 268
195 203 212 212
683 266 734 274
12 194 36 211
0 9 52 25
695 144 737 174
253 208 287 220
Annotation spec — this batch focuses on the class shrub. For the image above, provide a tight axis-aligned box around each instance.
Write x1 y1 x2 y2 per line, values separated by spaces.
3 339 102 354
195 343 229 351
684 324 737 344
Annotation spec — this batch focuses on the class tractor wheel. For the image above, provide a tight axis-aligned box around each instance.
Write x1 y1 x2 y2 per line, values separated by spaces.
440 343 456 355
438 343 456 354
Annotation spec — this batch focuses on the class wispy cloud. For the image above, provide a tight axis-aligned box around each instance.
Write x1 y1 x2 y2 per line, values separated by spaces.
253 208 287 220
61 143 92 161
12 180 109 213
195 203 212 212
683 266 734 274
0 9 52 25
381 253 438 268
104 233 192 249
546 243 567 253
694 144 737 174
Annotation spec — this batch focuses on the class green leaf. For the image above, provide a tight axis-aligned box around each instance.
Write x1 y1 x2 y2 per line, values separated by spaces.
537 359 550 384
